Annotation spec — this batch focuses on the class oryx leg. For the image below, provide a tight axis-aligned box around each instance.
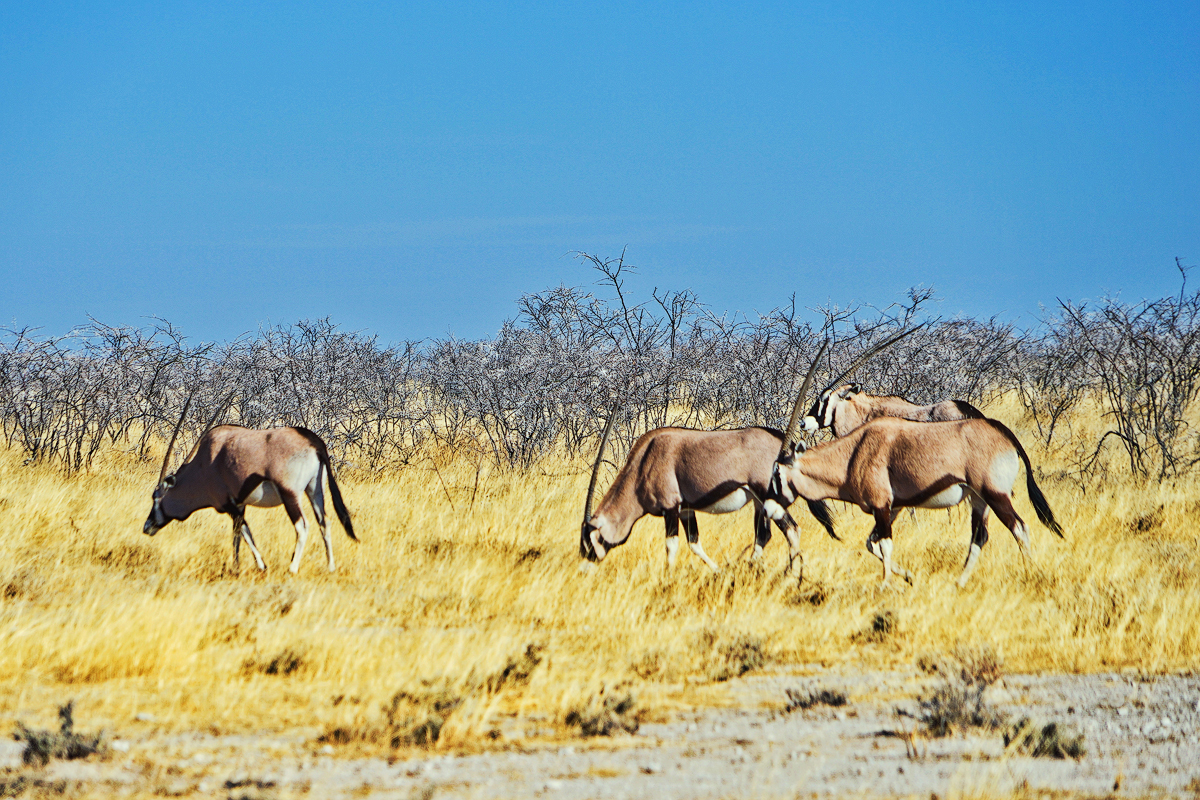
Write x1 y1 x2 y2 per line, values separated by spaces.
867 509 911 588
682 510 720 573
749 507 772 561
281 490 310 575
306 466 335 571
957 492 991 588
983 490 1034 561
775 510 804 580
233 508 267 572
664 508 681 569
231 516 242 572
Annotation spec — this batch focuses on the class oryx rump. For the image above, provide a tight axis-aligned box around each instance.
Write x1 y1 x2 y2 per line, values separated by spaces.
765 416 1062 587
144 419 356 574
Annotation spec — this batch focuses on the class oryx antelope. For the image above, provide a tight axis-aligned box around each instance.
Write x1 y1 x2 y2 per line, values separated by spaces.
579 423 838 578
795 324 981 438
763 416 1063 588
801 383 984 438
143 400 356 574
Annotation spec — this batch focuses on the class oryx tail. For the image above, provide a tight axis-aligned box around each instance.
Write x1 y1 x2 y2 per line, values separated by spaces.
985 418 1062 537
297 427 357 541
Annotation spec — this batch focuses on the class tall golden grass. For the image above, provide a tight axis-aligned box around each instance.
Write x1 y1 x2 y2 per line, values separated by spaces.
0 395 1197 746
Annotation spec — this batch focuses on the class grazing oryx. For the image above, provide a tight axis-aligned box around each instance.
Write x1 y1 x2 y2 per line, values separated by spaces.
143 400 356 574
579 347 840 579
801 384 984 438
578 423 837 578
762 416 1063 588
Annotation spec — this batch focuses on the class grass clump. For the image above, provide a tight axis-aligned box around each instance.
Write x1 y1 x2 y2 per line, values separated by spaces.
856 610 899 643
706 633 767 682
916 647 1005 737
782 688 848 714
321 687 463 749
242 647 306 677
482 643 543 691
1004 717 1086 759
565 691 640 737
918 681 1005 737
12 702 107 767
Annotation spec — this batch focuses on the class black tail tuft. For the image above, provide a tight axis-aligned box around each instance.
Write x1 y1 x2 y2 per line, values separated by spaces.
294 427 357 541
806 499 840 541
1026 472 1063 538
327 465 357 541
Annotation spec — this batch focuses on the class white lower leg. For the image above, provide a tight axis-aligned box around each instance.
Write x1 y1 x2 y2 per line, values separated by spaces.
784 525 803 578
1013 521 1034 560
320 523 334 571
957 543 983 587
289 517 310 574
880 537 894 586
688 540 720 573
665 534 680 568
241 525 267 571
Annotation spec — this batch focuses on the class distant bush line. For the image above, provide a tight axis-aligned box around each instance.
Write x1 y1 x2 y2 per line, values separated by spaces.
3 253 1198 481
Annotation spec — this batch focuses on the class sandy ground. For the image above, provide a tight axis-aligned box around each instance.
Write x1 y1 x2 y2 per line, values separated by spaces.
4 667 1199 799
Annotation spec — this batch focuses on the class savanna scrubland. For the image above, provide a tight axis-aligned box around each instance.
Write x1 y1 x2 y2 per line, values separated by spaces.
2 258 1200 796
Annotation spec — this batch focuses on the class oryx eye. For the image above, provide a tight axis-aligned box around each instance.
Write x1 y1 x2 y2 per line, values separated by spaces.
163 475 176 489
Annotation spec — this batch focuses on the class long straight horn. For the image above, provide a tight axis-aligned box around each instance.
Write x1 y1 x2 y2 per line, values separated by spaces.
780 339 829 453
158 394 193 483
182 391 236 465
583 403 619 525
823 323 925 392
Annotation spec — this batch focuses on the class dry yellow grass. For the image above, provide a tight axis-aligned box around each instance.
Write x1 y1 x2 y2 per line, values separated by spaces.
1 395 1197 749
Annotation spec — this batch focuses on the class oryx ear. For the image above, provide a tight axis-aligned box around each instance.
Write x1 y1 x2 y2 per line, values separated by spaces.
848 382 863 395
794 440 808 453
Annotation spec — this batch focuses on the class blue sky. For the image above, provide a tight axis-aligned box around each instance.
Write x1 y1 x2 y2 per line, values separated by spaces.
2 2 1197 343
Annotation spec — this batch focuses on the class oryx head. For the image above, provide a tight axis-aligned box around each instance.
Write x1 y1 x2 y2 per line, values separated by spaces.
765 438 807 513
801 383 862 432
797 325 923 433
580 404 618 562
143 392 233 536
144 396 192 536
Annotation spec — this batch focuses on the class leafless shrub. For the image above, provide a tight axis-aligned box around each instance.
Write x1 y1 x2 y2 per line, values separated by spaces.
1056 261 1200 479
916 647 1005 737
4 255 1199 483
13 702 107 767
918 679 1005 738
